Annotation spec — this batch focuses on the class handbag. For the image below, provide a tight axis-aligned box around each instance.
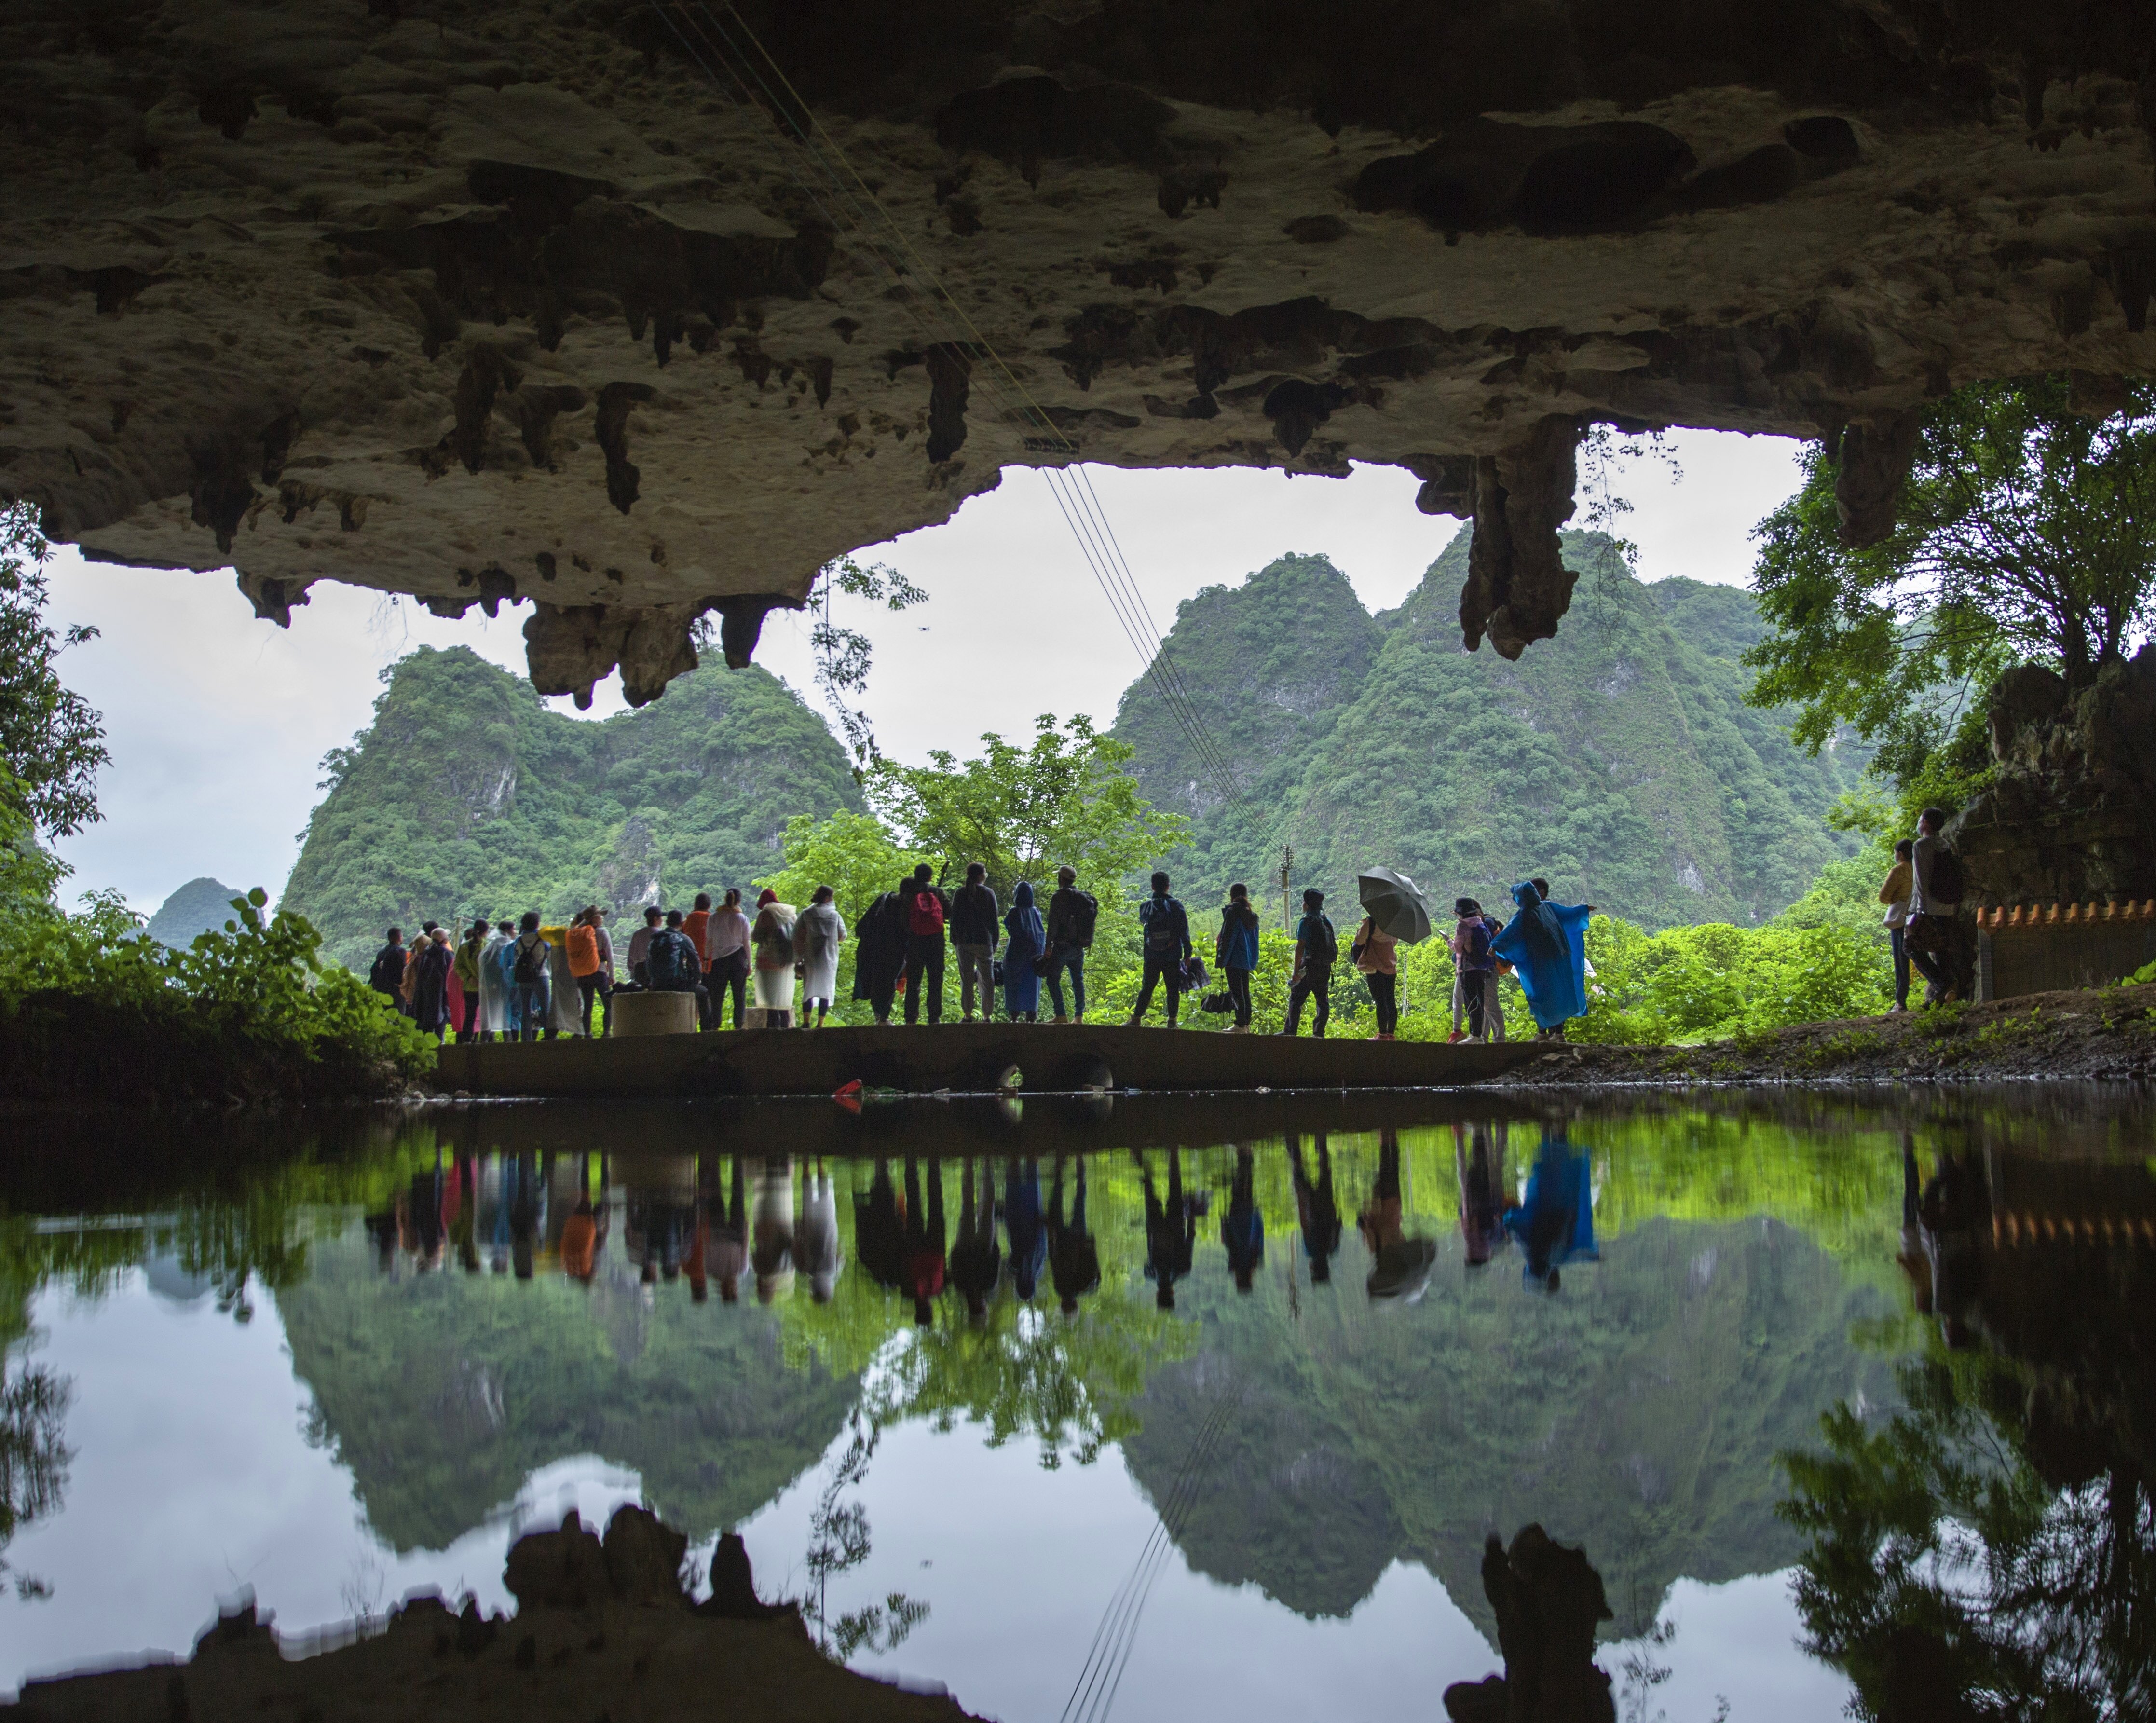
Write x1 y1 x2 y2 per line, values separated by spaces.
1200 991 1234 1014
992 958 1005 985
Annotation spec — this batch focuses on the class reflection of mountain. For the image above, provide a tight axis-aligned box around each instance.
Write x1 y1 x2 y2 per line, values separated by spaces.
275 1224 857 1552
1122 1215 1897 1637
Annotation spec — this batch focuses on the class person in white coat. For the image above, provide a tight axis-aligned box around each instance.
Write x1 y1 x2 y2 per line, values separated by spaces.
479 919 514 1039
793 886 846 1027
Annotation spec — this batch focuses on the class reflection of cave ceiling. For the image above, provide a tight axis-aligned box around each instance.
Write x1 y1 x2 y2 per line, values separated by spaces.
3 2 2154 705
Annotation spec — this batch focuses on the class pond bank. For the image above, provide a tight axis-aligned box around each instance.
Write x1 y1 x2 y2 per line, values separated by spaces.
1495 983 2156 1087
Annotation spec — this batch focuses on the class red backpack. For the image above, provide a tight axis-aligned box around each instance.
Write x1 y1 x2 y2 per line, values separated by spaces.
906 887 945 938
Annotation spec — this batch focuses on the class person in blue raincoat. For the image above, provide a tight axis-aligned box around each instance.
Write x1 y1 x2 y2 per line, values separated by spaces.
1502 1129 1600 1291
1002 881 1045 1022
1488 880 1591 1038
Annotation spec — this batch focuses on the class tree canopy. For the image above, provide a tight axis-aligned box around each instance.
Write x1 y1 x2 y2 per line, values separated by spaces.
863 714 1190 900
1746 377 2156 792
0 503 107 839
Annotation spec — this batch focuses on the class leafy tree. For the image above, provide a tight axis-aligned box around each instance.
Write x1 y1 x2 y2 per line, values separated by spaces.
761 810 926 931
1747 377 2156 794
864 714 1190 903
1781 1353 2156 1720
0 502 108 838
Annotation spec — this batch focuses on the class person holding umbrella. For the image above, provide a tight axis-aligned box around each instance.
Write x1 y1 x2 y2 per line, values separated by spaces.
1355 866 1433 1041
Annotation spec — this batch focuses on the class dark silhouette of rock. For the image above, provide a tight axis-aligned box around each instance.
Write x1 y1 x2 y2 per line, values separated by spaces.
1443 1525 1615 1723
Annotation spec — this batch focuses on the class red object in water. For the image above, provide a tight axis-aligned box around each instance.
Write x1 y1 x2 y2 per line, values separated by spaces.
833 1078 863 1114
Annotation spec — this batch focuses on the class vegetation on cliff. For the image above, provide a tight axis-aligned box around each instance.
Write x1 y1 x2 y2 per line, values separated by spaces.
282 647 863 972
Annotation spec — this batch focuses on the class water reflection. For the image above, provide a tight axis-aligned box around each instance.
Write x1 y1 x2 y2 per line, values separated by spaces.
0 1088 2149 1719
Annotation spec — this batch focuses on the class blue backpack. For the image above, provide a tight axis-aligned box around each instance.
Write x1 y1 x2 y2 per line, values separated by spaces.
646 929 697 990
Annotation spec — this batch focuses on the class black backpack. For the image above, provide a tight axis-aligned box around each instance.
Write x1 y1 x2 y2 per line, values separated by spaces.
1141 896 1185 954
1929 845 1965 905
513 933 550 985
646 930 695 990
1066 889 1099 947
1305 914 1338 966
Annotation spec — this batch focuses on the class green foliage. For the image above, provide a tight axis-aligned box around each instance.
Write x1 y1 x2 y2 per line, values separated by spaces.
865 713 1189 903
0 885 433 1104
1779 1352 2156 1719
282 647 863 972
1118 534 1867 935
1747 375 2156 793
0 503 108 840
1572 907 1894 1046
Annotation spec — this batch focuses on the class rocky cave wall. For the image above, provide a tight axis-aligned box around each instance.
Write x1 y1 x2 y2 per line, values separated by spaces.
1 0 2154 705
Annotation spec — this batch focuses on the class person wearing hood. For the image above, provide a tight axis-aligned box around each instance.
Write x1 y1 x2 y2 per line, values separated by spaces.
453 920 489 1043
1004 1155 1046 1301
1002 881 1045 1022
852 879 911 1026
1214 883 1261 1033
751 888 798 1027
796 1160 843 1302
793 887 846 1027
484 919 519 1040
411 927 455 1042
1502 1128 1600 1292
1489 880 1592 1039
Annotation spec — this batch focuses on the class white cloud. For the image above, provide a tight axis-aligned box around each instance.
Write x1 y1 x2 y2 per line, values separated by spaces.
42 429 1804 913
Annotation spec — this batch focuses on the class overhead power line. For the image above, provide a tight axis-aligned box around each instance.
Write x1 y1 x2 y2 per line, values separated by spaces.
648 3 1241 807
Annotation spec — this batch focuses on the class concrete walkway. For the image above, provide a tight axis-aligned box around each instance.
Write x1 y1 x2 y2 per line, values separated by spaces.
432 1021 1542 1099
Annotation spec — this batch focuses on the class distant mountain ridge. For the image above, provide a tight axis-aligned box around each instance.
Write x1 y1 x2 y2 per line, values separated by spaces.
145 876 244 947
1113 531 1863 930
281 647 861 972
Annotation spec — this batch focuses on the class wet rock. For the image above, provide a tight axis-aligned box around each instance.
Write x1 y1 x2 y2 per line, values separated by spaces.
600 1503 688 1604
6 1 2156 703
503 1508 609 1610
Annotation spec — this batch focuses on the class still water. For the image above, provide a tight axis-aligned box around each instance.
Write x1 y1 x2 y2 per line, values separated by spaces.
0 1089 2149 1719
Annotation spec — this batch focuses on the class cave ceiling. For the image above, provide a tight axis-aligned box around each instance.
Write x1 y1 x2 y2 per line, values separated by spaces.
2 0 2153 704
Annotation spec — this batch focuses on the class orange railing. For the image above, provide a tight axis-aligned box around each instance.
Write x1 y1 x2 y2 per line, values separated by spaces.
1974 899 2156 930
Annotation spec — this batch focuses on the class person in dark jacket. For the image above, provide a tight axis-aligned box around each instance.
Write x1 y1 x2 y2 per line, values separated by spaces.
644 910 709 1021
902 1153 946 1324
411 928 455 1042
1222 1146 1265 1292
1047 1156 1100 1314
949 862 1000 1023
1285 888 1335 1038
853 1160 905 1294
1290 1133 1341 1285
1138 1149 1196 1310
1215 884 1261 1033
1128 872 1193 1028
368 928 408 1011
950 1158 1001 1321
1043 866 1095 1023
851 882 911 1025
901 864 951 1026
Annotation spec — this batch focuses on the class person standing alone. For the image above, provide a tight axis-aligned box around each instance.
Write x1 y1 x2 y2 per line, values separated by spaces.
949 862 1000 1023
1906 808 1965 1005
1129 872 1192 1028
1879 838 1914 1012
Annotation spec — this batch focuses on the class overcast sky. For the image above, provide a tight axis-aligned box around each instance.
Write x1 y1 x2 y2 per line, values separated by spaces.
41 428 1804 914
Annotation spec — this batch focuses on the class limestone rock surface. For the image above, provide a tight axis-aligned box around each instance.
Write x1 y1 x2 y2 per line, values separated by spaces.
3 0 2154 701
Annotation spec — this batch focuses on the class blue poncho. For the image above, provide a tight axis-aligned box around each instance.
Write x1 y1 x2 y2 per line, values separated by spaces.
1489 881 1591 1030
1501 1130 1600 1286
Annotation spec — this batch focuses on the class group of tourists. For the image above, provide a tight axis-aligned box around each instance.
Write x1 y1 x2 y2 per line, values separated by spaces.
1877 806 1967 1010
364 862 1598 1044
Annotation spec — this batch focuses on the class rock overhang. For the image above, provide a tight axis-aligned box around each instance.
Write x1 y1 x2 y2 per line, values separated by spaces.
1 0 2151 704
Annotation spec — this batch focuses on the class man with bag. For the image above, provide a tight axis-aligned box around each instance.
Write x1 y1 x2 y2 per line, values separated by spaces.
901 863 950 1026
1285 888 1336 1037
1128 872 1192 1028
1905 806 1966 1005
1043 866 1096 1023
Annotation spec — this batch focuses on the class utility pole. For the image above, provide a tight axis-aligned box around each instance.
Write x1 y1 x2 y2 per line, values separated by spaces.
1279 843 1294 935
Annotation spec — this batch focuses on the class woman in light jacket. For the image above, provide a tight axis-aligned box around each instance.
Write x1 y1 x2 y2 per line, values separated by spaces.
751 888 799 1028
792 886 846 1028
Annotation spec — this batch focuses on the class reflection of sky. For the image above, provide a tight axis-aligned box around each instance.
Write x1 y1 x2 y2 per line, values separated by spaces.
0 1247 1852 1716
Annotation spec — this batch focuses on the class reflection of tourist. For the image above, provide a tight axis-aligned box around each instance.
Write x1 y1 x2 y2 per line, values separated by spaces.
1895 1133 1934 1317
1456 1122 1510 1268
1919 1149 1987 1350
1502 1130 1598 1291
903 1154 946 1324
854 1160 905 1295
797 1161 842 1303
704 1154 748 1303
1004 1156 1046 1301
1222 1146 1265 1292
1141 1149 1198 1310
509 1151 539 1280
1289 1133 1342 1285
951 1159 1002 1320
1048 1156 1101 1315
752 1157 795 1303
1359 1130 1436 1300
